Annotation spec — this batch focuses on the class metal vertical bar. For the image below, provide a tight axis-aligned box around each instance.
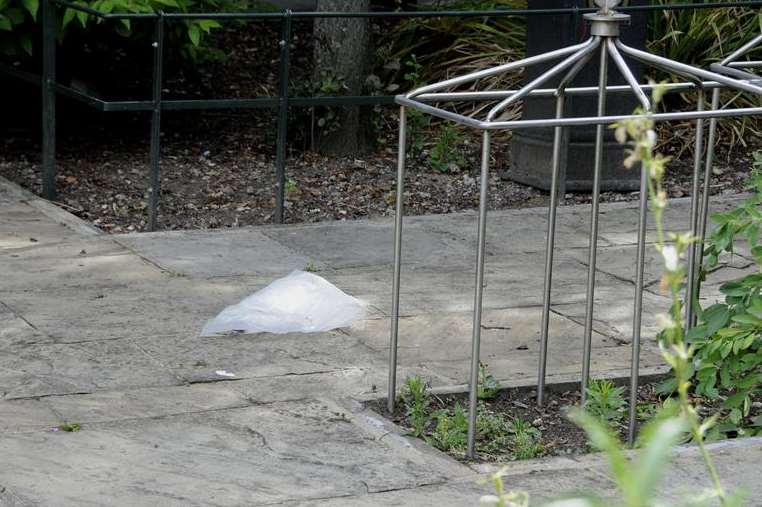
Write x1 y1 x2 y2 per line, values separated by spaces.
147 14 165 232
41 0 57 200
466 131 491 459
537 93 566 407
697 89 721 299
581 43 608 405
274 10 292 225
685 91 706 330
627 150 649 446
388 106 407 415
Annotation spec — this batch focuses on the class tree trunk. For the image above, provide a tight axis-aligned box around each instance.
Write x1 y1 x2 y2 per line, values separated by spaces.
312 0 372 155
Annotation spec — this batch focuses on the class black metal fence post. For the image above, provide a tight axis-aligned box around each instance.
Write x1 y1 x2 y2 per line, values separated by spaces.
41 0 57 200
148 13 165 231
274 10 292 224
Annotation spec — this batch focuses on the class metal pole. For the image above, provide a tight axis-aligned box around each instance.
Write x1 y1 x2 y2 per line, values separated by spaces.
538 93 567 407
41 0 57 200
147 14 165 232
467 131 491 459
628 144 649 446
388 106 407 414
581 42 608 406
685 91 706 329
606 36 653 445
274 10 292 224
697 89 721 285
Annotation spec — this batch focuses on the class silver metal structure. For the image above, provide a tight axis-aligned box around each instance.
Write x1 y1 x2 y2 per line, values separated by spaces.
387 0 762 458
692 34 762 330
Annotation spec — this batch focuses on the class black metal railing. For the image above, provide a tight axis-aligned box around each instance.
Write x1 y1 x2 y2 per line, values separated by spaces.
2 0 762 230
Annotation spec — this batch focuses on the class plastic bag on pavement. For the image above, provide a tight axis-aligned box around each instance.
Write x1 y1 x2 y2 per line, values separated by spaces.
200 270 366 336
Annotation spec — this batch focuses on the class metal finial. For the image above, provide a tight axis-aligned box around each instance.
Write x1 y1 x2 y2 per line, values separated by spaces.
595 0 621 14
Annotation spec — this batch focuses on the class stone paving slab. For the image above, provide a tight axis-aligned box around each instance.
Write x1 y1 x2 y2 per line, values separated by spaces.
228 366 452 404
552 284 673 343
262 218 478 270
555 196 747 247
133 331 386 383
0 303 50 349
0 339 183 400
654 438 762 504
413 208 607 254
354 306 613 363
322 254 616 318
0 238 159 294
567 243 755 289
0 277 256 342
0 399 470 506
0 203 84 250
423 345 665 388
42 383 251 426
0 398 61 434
1 175 760 505
116 228 323 277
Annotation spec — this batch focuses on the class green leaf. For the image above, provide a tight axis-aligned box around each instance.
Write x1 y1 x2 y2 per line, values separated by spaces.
5 7 25 24
0 14 12 31
704 304 731 335
76 9 88 28
187 23 200 46
568 408 633 494
731 313 762 326
21 0 38 20
19 33 32 55
61 8 76 29
724 390 748 410
198 19 220 33
99 0 114 13
632 416 689 502
0 0 9 11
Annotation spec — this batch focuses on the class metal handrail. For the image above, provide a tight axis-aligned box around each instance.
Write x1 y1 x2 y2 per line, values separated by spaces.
50 0 762 20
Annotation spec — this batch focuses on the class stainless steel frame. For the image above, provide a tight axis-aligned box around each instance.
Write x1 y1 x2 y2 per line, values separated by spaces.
387 0 762 458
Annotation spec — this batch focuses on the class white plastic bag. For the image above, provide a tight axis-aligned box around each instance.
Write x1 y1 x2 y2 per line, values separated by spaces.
200 270 366 336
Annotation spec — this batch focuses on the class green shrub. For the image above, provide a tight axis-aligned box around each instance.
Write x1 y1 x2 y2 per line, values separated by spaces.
380 0 526 98
0 0 228 58
647 2 762 150
688 161 762 437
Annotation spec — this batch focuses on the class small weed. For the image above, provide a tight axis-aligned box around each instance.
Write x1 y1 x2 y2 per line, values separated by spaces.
304 262 319 273
508 418 543 460
585 379 627 428
426 403 468 452
476 408 511 451
429 123 466 173
636 401 661 422
401 375 432 438
476 406 543 460
477 362 500 400
285 178 298 196
59 422 81 432
402 55 430 159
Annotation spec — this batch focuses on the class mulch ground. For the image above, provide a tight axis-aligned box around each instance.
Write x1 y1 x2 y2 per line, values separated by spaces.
1 19 759 233
370 381 761 463
0 119 757 234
